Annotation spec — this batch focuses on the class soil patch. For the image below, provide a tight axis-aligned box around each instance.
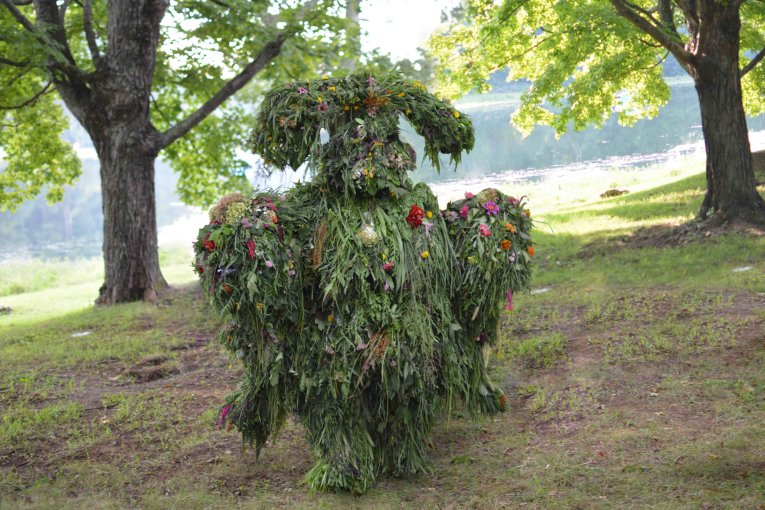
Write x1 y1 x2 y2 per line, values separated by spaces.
579 222 765 258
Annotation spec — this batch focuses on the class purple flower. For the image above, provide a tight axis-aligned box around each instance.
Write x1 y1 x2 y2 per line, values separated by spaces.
241 218 253 229
218 404 232 430
289 269 296 276
424 222 433 239
483 201 500 215
298 87 308 94
265 260 274 268
367 76 376 86
384 281 391 293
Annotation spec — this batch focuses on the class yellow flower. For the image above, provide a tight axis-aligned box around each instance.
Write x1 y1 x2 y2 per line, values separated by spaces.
405 109 411 114
453 111 460 119
381 253 387 261
316 97 323 103
256 303 264 312
328 86 336 92
343 105 350 111
426 211 433 219
525 209 531 218
321 74 329 80
420 251 430 259
354 105 359 110
397 92 405 98
363 168 369 177
327 314 334 323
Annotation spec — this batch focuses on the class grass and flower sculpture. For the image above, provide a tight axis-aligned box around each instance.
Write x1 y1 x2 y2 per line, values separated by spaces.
193 72 534 493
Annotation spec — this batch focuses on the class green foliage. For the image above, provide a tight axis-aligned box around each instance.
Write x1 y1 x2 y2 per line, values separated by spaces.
430 0 765 133
0 1 355 209
193 72 533 493
509 332 568 369
0 83 81 210
148 0 356 206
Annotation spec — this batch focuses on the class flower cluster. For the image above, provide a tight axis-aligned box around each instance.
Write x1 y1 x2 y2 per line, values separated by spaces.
406 204 424 228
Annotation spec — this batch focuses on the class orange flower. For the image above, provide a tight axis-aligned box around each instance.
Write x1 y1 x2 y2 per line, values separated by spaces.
504 222 516 234
527 246 535 257
501 239 511 251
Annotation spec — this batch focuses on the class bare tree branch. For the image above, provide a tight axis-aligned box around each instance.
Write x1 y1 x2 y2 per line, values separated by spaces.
0 80 52 109
657 0 682 42
0 55 30 67
83 0 101 64
741 46 765 77
610 0 694 66
158 34 287 150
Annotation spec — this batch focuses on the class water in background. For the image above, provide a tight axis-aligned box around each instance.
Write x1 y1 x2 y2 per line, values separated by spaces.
1 82 763 261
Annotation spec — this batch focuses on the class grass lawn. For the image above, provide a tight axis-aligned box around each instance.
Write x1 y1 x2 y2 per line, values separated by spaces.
1 162 764 509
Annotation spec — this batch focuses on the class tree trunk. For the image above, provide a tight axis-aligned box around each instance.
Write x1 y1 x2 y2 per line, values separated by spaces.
691 6 765 226
95 128 167 304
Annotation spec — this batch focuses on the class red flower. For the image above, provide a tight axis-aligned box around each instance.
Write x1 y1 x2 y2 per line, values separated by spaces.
406 204 424 228
383 261 394 273
246 239 256 259
202 233 215 252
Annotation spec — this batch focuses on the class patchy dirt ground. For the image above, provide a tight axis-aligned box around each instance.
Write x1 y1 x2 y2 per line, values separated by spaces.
1 279 763 509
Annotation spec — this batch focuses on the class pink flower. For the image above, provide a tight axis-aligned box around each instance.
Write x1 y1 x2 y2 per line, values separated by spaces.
383 261 394 273
218 404 232 430
483 201 500 215
465 192 474 199
298 87 308 94
265 260 274 268
460 205 469 219
479 224 491 237
246 239 255 259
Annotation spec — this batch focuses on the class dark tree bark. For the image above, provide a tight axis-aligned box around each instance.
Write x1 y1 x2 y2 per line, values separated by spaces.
91 0 169 304
94 126 166 303
690 7 765 225
612 0 765 227
3 0 288 304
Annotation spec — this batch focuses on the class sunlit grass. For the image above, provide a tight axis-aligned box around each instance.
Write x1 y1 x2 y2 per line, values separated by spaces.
0 246 197 326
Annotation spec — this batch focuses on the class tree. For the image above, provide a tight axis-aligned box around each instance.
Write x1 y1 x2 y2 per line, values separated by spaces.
430 0 765 226
0 0 352 304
